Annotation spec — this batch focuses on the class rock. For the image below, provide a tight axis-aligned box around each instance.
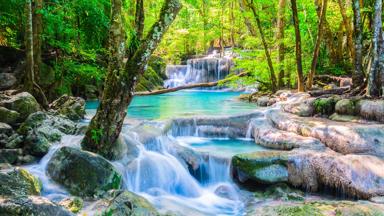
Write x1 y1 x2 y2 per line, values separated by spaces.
49 95 85 121
0 168 40 197
0 122 13 135
248 200 384 216
329 113 364 123
0 73 17 90
256 96 270 107
47 147 122 198
335 99 356 115
18 112 77 157
313 96 341 115
254 183 304 201
282 97 315 117
0 196 74 216
0 91 40 121
5 134 23 149
370 196 384 204
58 197 83 213
268 110 384 157
0 149 23 164
232 151 290 184
0 106 20 125
90 190 160 216
356 99 384 123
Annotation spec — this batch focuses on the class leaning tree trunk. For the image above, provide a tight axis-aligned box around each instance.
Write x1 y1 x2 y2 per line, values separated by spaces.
290 0 305 92
277 0 286 89
306 0 328 90
352 0 364 88
82 0 182 159
247 0 277 92
367 0 382 96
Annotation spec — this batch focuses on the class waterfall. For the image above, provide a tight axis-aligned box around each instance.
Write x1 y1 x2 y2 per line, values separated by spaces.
164 56 233 88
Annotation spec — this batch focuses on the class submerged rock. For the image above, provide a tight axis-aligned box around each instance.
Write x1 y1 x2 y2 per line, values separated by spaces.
0 196 74 216
47 147 122 198
90 190 160 216
0 168 40 197
49 95 85 121
18 112 77 157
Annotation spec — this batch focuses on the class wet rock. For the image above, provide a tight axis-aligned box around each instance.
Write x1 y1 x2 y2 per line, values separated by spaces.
232 151 290 184
0 122 13 135
313 96 341 116
58 197 83 213
0 149 23 164
254 183 304 201
49 95 85 121
335 99 356 115
0 106 20 125
0 73 17 90
256 97 270 107
356 99 384 123
0 196 74 216
5 134 23 149
0 168 40 197
329 113 364 123
18 112 77 157
282 97 315 117
0 91 40 121
268 110 384 157
90 190 160 216
47 147 122 198
370 196 384 204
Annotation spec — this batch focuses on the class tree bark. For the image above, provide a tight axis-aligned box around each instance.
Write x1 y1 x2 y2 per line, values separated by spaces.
247 0 277 92
82 0 182 159
135 0 144 40
306 0 328 90
277 0 286 89
32 0 43 82
367 0 383 96
239 0 257 36
352 0 364 88
337 0 354 61
290 0 305 92
25 0 34 93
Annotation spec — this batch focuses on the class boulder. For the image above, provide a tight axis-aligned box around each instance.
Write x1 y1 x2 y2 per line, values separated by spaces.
0 73 17 90
254 183 304 201
49 95 85 121
0 91 40 121
0 149 23 164
90 190 160 216
0 106 20 125
18 112 77 157
0 168 40 197
47 147 122 198
0 196 74 216
282 98 315 117
58 197 83 213
256 96 270 107
232 151 290 184
0 122 13 135
335 99 356 115
313 96 341 116
356 99 384 123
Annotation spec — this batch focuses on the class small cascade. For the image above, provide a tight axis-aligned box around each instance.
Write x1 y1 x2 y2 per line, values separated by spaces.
164 56 233 88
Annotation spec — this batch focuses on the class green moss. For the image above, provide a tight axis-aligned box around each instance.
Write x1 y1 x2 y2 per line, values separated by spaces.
314 96 341 115
274 205 323 216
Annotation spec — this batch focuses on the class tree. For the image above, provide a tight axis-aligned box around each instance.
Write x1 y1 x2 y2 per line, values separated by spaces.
367 0 383 97
81 0 182 159
24 0 34 93
337 0 354 62
306 0 328 90
246 0 277 92
277 0 286 89
290 0 305 92
32 0 43 82
352 0 364 88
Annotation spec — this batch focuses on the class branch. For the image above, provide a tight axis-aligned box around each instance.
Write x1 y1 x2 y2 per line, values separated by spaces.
135 71 250 96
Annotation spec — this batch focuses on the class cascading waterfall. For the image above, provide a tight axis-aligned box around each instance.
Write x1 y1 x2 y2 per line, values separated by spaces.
164 56 233 88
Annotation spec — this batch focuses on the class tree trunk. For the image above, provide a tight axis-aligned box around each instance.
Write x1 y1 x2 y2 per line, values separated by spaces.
352 0 364 88
337 0 354 61
277 0 286 89
82 0 182 159
306 0 328 90
367 0 382 96
239 0 257 36
247 1 277 92
32 0 43 82
135 0 144 40
290 0 305 92
25 0 34 93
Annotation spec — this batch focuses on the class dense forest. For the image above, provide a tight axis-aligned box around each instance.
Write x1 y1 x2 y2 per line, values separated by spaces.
0 0 384 215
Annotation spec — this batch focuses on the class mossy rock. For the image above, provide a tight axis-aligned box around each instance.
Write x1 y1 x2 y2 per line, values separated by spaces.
1 92 41 121
47 147 122 198
313 96 341 115
0 107 20 125
232 151 290 184
335 99 356 115
0 168 41 197
58 197 83 213
254 183 304 201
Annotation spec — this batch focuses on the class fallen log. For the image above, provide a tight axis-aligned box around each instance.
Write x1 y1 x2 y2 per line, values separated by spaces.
135 71 250 96
308 86 350 97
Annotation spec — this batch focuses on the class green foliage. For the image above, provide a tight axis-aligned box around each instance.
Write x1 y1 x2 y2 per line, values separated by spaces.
91 128 103 145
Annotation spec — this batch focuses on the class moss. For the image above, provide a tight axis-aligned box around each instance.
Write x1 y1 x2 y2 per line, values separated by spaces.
314 96 341 115
274 205 323 216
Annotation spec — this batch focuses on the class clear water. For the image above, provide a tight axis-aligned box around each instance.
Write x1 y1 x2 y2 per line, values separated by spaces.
85 90 256 120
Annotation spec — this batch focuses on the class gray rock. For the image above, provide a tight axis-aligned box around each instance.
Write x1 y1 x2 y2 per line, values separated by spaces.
0 107 20 125
0 91 40 121
257 96 270 107
47 147 122 198
283 98 315 117
0 168 40 197
0 73 17 90
5 134 23 149
50 95 85 121
58 197 83 213
0 149 23 164
0 196 74 216
335 99 356 115
356 99 384 123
